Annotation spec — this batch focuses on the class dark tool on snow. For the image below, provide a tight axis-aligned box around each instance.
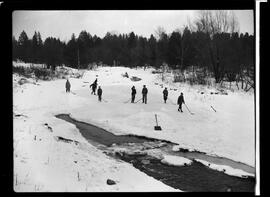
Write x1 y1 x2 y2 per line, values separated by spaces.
154 114 162 130
211 106 216 112
184 103 194 115
135 98 142 103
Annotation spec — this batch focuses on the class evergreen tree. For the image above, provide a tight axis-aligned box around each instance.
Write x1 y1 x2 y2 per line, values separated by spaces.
17 31 31 62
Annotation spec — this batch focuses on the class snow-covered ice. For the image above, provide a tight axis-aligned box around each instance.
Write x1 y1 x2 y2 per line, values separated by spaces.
13 63 255 191
161 155 192 166
195 159 255 178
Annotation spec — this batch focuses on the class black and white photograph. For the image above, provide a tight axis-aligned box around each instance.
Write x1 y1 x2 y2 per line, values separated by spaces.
7 0 266 194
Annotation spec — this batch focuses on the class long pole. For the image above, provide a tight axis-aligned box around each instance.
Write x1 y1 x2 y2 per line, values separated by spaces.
184 103 194 115
135 98 142 103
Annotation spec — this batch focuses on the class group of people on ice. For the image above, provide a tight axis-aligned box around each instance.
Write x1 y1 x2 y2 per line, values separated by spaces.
89 78 103 101
65 78 103 102
65 79 185 112
130 85 185 112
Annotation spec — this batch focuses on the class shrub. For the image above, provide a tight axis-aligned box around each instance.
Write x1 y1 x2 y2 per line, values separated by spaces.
33 67 52 80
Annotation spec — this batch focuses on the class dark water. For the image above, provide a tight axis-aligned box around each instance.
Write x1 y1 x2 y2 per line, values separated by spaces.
117 153 255 192
56 114 255 192
55 114 165 146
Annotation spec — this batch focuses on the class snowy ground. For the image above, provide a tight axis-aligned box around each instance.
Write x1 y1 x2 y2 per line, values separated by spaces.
13 64 255 192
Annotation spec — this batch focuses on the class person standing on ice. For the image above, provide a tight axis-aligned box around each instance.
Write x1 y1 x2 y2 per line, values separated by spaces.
142 85 148 104
177 92 185 112
97 86 102 102
131 86 136 103
163 87 168 103
90 78 98 95
65 79 71 93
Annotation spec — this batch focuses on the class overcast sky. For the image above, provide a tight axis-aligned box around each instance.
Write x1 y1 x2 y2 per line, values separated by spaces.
12 10 254 42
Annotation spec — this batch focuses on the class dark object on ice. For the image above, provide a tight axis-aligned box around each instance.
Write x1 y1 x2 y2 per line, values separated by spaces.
151 70 163 74
97 86 102 102
107 179 116 185
177 93 185 112
131 86 136 103
130 76 141 81
44 123 53 132
14 113 28 118
215 92 219 94
163 88 168 103
142 85 148 104
48 126 53 132
18 78 28 85
178 148 189 153
201 92 204 94
122 72 129 78
55 136 79 145
210 92 214 94
154 114 162 131
211 106 217 112
65 79 71 93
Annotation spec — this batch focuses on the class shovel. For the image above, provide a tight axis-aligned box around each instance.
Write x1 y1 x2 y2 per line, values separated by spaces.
154 114 162 130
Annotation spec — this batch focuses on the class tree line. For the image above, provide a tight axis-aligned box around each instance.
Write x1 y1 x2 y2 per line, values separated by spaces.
12 11 254 83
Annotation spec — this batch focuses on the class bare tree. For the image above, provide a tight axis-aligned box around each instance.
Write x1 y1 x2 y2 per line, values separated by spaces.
154 26 167 40
193 10 239 83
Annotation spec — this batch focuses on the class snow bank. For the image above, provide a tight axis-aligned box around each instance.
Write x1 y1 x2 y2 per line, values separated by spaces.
195 159 254 178
161 155 192 166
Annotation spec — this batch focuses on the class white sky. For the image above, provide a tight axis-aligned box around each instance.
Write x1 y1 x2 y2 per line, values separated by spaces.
12 10 254 42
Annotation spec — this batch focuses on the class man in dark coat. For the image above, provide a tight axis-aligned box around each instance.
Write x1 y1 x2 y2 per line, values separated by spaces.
177 92 185 112
97 86 102 101
131 86 136 103
65 79 71 93
90 78 98 95
163 87 168 103
142 85 148 104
